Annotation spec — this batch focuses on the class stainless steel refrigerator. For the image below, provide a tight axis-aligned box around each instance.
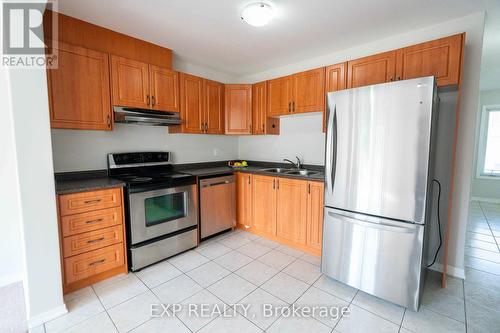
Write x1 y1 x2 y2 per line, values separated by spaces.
322 76 438 311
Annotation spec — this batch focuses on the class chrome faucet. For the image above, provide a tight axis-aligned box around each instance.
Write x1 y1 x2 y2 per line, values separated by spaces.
283 156 302 171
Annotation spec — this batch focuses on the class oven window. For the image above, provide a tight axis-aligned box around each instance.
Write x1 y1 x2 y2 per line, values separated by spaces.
144 192 186 226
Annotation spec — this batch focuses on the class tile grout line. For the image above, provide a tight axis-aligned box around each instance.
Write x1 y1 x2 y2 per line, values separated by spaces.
462 279 468 333
478 202 500 253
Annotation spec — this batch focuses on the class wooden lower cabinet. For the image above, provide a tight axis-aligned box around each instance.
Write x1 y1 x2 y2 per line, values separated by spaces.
237 173 324 255
236 173 253 228
306 181 324 251
251 175 277 236
276 178 308 244
58 187 127 293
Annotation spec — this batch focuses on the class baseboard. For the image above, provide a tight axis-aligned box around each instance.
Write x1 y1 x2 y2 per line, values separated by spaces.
0 275 23 289
28 304 68 329
427 262 465 279
471 196 500 204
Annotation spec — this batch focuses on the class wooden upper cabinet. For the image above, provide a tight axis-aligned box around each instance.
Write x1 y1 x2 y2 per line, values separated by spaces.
252 175 277 236
292 68 325 114
252 81 267 135
306 181 324 251
225 84 252 135
267 76 292 116
178 73 204 133
150 66 179 112
47 41 112 130
347 51 396 88
111 55 150 108
276 178 308 245
204 80 224 134
236 172 253 228
396 34 464 87
324 62 347 131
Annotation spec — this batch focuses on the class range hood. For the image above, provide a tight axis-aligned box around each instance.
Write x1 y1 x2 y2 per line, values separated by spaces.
114 106 182 126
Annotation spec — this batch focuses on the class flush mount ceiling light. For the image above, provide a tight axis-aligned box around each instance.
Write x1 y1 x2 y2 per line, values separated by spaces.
241 3 274 27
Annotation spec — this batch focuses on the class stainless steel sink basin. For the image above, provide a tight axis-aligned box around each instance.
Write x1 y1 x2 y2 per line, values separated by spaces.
262 168 293 173
286 169 319 176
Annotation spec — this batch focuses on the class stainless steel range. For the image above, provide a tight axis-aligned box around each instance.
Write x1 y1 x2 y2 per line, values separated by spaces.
108 152 198 271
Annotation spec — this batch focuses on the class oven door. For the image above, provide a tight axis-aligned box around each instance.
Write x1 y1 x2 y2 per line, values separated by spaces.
128 184 198 245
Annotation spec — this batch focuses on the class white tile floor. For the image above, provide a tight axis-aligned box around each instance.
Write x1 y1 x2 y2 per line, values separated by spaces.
34 207 500 333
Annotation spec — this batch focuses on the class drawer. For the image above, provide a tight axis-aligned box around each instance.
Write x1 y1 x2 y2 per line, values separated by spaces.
64 243 125 285
59 188 122 216
61 206 123 237
63 225 124 258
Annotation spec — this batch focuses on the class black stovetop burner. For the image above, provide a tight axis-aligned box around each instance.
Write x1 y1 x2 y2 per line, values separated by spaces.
107 152 196 191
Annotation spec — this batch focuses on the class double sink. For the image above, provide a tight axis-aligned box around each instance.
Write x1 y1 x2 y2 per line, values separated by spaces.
261 167 319 177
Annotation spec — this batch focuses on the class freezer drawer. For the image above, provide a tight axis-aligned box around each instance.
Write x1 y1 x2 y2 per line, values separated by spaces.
321 207 425 310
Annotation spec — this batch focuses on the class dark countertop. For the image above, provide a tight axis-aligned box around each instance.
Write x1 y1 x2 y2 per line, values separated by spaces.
55 170 126 195
54 160 324 194
182 164 324 182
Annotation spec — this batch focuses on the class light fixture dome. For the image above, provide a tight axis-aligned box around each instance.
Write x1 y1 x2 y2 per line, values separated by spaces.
241 3 274 27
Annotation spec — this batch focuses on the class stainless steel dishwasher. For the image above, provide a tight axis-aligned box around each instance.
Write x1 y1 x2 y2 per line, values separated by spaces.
200 175 236 239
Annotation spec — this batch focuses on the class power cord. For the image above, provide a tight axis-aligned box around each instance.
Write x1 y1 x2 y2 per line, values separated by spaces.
427 179 442 268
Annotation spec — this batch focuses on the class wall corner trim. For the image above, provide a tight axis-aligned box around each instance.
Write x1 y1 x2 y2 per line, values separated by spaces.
28 303 68 329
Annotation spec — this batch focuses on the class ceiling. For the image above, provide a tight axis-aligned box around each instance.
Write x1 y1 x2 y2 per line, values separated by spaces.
57 0 494 78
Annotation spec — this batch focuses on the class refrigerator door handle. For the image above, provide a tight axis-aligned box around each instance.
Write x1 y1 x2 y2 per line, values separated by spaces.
325 104 337 195
327 210 415 234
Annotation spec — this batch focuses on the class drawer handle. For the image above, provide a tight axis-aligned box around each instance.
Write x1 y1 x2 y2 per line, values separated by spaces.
84 199 102 204
87 237 105 244
85 218 103 224
88 259 106 267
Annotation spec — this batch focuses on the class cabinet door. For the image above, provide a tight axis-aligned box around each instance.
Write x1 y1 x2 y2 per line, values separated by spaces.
252 81 280 135
111 55 150 108
237 173 253 228
47 41 112 130
292 68 325 114
396 34 463 87
307 181 324 251
324 62 347 131
252 175 277 236
150 66 179 112
267 76 292 116
179 73 204 133
225 84 252 135
276 178 308 245
347 51 396 88
204 79 225 134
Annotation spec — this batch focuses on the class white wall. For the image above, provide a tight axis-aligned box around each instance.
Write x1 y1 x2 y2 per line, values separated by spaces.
239 113 325 165
237 12 485 277
0 68 25 288
8 67 66 326
52 125 239 172
471 89 500 200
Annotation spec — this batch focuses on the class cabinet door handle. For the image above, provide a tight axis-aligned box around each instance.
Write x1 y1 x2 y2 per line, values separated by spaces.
288 102 291 113
396 76 401 81
146 95 150 105
292 101 295 112
262 124 265 132
308 183 311 194
273 179 275 189
85 218 103 225
277 179 279 190
205 123 208 132
389 77 394 82
248 175 251 184
151 95 156 106
107 115 111 128
84 199 102 204
88 259 106 267
87 237 105 244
